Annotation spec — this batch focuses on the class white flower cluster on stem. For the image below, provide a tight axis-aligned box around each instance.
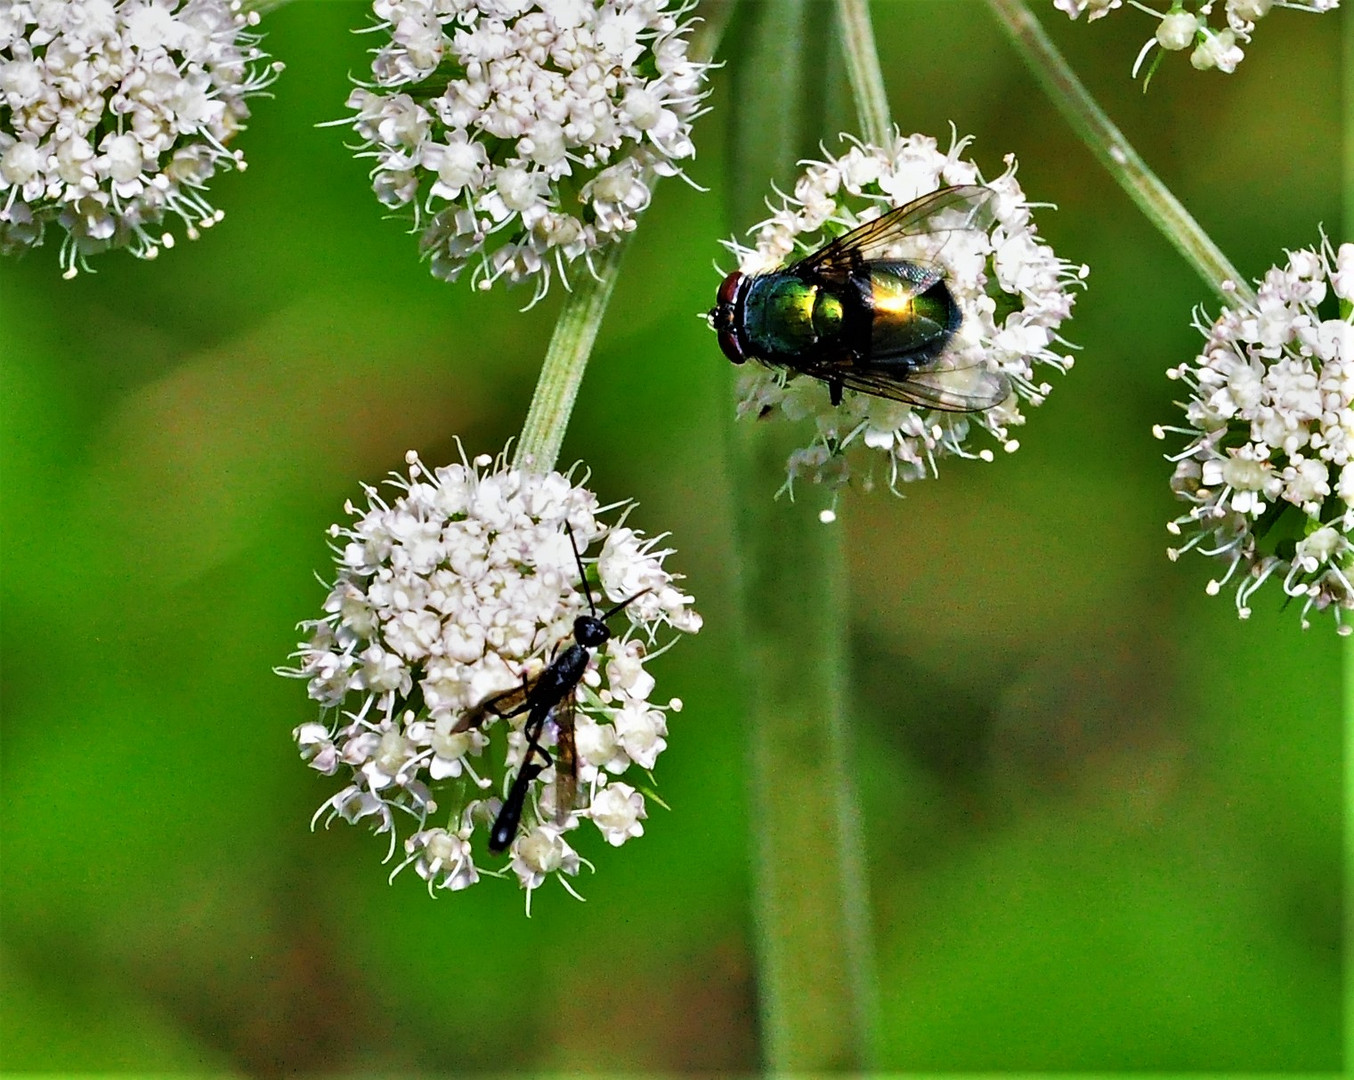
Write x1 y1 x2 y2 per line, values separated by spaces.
724 130 1087 504
1157 239 1354 632
1053 0 1340 77
0 0 282 276
282 447 700 910
346 0 711 302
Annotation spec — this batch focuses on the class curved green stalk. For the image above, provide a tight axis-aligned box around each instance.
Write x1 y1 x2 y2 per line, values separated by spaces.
836 0 893 148
512 237 630 473
985 0 1254 306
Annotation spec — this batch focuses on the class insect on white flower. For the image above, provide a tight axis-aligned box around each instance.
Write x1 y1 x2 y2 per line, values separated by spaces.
280 447 701 910
345 0 712 303
0 0 283 276
719 130 1086 506
1156 237 1354 632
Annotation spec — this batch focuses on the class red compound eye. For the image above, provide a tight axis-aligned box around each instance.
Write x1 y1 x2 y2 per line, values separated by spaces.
717 270 743 308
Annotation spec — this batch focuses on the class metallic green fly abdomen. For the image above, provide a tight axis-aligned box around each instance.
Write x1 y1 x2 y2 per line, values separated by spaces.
867 262 956 358
709 185 1011 412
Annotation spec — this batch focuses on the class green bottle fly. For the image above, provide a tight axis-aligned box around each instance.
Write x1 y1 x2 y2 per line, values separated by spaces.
710 185 1011 411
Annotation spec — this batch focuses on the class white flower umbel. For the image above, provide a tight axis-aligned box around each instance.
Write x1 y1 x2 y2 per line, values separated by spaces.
281 448 700 909
1053 0 1340 79
723 131 1086 503
1157 239 1354 632
0 0 282 277
346 0 711 303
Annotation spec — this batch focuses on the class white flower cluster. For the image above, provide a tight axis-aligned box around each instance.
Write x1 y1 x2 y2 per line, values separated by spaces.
0 0 282 277
283 448 701 909
347 0 710 301
1054 0 1340 77
1157 240 1353 632
724 132 1086 509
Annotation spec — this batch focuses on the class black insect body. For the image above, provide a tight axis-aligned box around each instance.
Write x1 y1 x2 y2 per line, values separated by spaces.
710 184 1013 412
489 755 547 854
457 526 647 855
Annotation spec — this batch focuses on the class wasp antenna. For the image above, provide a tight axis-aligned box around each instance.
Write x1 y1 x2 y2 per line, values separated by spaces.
563 521 597 616
599 587 651 623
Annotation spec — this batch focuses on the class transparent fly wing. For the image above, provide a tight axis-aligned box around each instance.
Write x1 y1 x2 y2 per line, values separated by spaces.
791 185 996 276
797 350 1012 412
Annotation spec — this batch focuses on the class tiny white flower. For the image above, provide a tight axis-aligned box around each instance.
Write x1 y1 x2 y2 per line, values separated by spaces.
1159 239 1354 632
716 131 1085 506
347 0 712 301
1156 10 1201 49
1191 27 1244 72
281 445 700 905
575 714 630 773
1054 0 1123 19
612 700 668 769
1053 0 1338 77
295 722 340 775
511 823 582 900
0 0 282 275
587 781 646 846
1332 245 1354 301
398 828 480 893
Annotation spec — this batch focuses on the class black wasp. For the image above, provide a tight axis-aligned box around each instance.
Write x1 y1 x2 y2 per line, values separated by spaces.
709 184 1012 411
455 524 647 854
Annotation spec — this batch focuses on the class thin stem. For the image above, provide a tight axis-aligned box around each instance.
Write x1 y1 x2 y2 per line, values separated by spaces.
985 0 1254 306
724 1 873 1070
512 237 630 473
510 8 726 475
835 0 892 147
730 445 869 1069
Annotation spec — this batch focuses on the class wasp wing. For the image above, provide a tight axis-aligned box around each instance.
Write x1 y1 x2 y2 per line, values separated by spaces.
551 693 578 821
452 679 534 733
790 185 996 279
796 351 1012 412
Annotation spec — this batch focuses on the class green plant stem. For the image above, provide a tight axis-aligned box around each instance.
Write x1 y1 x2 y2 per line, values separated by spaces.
512 237 630 473
724 1 873 1070
510 8 728 475
835 0 892 148
985 0 1254 306
730 430 869 1069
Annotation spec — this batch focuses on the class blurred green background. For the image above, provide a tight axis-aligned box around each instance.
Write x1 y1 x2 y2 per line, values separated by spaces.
0 0 1343 1072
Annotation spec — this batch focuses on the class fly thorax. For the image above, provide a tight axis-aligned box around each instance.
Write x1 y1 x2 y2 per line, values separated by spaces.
744 274 822 357
811 289 844 340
